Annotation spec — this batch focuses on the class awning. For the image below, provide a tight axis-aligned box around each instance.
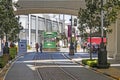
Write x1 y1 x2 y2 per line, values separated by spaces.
87 37 106 44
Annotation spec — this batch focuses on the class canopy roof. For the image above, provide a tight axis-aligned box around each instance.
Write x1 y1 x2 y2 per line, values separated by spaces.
14 0 86 16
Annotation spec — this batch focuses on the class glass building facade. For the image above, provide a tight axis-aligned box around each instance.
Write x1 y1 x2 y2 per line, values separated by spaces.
19 14 64 47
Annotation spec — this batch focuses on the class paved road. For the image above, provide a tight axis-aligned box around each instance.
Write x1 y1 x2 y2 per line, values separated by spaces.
4 52 114 80
4 52 38 80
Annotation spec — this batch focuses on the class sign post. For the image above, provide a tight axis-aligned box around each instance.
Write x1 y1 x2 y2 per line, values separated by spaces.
18 40 27 56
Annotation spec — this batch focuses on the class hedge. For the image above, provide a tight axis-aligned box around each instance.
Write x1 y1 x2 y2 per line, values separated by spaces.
0 47 17 68
82 59 110 68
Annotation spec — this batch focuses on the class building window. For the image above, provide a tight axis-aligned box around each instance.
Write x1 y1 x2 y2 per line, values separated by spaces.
52 21 58 32
19 15 28 29
46 19 52 32
38 17 45 30
31 16 36 30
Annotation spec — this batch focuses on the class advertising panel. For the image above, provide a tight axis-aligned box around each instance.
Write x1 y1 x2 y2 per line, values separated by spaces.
18 40 27 56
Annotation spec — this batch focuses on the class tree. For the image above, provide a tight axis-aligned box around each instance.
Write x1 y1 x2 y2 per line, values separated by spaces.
78 0 120 35
0 0 23 42
78 0 100 59
78 0 120 59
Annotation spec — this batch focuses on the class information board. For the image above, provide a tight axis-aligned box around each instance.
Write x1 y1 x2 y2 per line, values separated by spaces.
18 40 27 55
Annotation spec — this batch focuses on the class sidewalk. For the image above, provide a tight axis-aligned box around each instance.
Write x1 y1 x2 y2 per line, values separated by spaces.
61 47 120 80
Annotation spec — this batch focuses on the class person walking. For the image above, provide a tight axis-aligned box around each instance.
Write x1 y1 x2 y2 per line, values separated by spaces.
35 43 39 52
40 43 43 53
83 45 86 52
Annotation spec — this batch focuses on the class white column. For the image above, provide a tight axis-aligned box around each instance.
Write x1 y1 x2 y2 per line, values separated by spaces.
28 14 31 46
107 24 116 58
107 18 120 61
58 14 60 33
108 17 120 60
115 18 120 60
63 14 65 33
36 16 38 43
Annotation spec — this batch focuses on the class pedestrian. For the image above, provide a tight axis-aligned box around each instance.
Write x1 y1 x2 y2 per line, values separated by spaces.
83 43 86 52
3 42 9 63
83 45 86 52
35 43 39 52
3 42 9 54
40 43 43 53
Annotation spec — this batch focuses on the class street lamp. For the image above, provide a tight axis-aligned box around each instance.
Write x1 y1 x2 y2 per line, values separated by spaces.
69 15 74 55
97 0 109 68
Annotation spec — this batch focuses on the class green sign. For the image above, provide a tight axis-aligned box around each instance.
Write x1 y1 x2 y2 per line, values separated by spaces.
43 32 57 48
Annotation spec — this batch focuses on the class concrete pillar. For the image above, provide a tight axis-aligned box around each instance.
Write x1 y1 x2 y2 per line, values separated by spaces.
107 24 116 58
115 18 120 60
107 17 120 61
28 14 31 46
63 14 65 33
36 16 38 43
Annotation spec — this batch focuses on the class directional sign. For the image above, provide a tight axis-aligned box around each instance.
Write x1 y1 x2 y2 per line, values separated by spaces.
18 40 27 55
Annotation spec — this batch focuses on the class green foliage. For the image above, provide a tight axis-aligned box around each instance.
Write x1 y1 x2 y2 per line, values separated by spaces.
82 59 97 65
72 37 76 43
0 0 23 42
87 60 97 67
0 56 5 68
0 47 17 68
9 47 17 60
82 59 110 68
78 0 120 36
27 45 31 50
82 59 97 67
0 55 10 68
78 0 120 59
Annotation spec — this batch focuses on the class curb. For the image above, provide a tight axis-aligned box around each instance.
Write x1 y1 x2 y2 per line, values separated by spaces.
93 68 120 80
0 53 27 80
63 53 120 80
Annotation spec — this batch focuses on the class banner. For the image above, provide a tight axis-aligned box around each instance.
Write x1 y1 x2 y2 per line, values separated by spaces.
68 25 71 37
